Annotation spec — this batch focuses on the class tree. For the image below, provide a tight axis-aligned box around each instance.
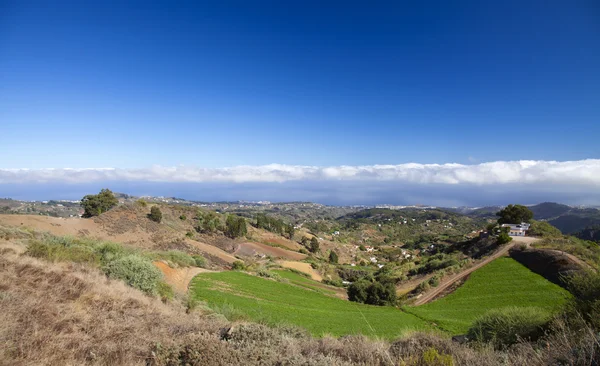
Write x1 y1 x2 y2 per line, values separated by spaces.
309 237 320 253
285 224 295 240
329 250 339 264
300 236 309 247
347 280 369 303
225 215 247 238
496 204 534 224
497 232 512 245
149 206 162 223
81 188 118 217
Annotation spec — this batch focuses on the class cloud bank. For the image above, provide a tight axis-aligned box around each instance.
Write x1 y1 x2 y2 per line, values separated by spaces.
1 159 600 186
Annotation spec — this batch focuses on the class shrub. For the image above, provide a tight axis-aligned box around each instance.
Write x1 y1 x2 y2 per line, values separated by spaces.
179 214 186 221
81 188 118 217
231 260 246 271
497 232 512 245
225 215 247 238
185 231 194 238
135 198 147 207
564 271 600 329
347 280 369 302
192 255 206 268
149 206 162 223
309 237 320 253
102 255 163 295
528 220 562 237
157 281 174 302
467 307 550 348
26 240 99 264
329 250 339 264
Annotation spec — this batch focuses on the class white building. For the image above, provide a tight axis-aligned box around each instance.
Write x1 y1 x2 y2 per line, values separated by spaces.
501 222 531 236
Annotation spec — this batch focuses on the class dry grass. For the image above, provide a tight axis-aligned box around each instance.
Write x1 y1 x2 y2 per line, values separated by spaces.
1 235 598 365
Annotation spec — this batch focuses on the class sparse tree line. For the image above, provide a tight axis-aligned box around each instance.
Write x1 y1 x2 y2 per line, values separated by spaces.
254 213 295 239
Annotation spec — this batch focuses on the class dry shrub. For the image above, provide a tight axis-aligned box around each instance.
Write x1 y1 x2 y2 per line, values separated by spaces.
1 240 599 366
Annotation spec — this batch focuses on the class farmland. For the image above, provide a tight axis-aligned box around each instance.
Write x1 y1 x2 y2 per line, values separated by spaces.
190 270 430 338
407 257 571 334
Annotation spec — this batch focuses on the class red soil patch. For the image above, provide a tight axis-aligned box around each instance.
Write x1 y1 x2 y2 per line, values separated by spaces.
235 242 307 260
153 261 213 293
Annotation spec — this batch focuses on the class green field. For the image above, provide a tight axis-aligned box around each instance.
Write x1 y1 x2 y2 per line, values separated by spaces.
190 271 429 339
272 269 338 296
407 257 571 334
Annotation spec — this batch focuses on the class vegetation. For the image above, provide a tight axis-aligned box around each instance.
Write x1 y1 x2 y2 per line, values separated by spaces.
231 260 246 270
195 209 222 233
527 220 562 237
80 188 119 217
22 235 211 298
309 236 320 253
347 279 397 306
496 232 512 245
225 215 247 238
496 204 533 224
532 235 600 267
408 258 571 334
328 250 339 263
148 206 162 223
564 270 600 329
467 307 550 348
255 213 294 239
103 255 163 295
190 271 428 338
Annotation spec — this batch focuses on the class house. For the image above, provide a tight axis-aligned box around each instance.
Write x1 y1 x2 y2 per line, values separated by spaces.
501 222 531 237
370 257 378 263
365 246 375 253
377 264 384 269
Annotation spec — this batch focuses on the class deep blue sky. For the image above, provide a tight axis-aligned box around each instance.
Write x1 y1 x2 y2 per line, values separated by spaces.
1 0 599 169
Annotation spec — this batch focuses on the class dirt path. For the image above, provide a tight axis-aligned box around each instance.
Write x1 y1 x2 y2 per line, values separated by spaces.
153 261 214 293
235 242 307 261
537 248 595 271
277 260 322 281
413 236 539 306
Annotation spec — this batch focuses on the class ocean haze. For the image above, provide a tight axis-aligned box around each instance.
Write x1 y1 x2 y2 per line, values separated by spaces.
2 181 599 207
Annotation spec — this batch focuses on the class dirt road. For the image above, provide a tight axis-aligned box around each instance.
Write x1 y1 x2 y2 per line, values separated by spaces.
413 236 539 306
277 260 322 281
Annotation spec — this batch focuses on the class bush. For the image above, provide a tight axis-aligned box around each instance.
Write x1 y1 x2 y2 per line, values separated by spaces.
467 307 550 348
225 215 247 238
309 237 319 253
347 279 397 306
135 199 147 207
179 214 186 221
81 188 118 217
231 260 246 271
149 206 162 223
329 250 339 264
528 220 562 237
26 240 99 264
102 255 163 295
151 250 196 267
564 271 600 329
347 280 369 302
157 281 174 302
192 255 206 268
497 232 512 245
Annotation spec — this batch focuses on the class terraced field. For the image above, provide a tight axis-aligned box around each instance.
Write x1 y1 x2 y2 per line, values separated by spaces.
407 257 571 334
190 271 429 338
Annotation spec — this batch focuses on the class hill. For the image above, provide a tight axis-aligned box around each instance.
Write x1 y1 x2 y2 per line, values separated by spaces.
408 257 571 334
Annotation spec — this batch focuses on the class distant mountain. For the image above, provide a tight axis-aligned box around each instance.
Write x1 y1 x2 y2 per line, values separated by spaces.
528 202 572 220
574 225 600 242
527 203 600 235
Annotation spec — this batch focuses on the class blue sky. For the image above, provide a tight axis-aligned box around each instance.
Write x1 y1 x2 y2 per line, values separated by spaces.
1 1 599 204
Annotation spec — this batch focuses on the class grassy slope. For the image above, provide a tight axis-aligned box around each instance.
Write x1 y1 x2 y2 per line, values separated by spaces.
272 269 338 296
407 257 571 334
190 271 429 339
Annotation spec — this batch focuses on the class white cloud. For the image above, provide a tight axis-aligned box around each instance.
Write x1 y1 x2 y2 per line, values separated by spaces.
1 159 600 186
